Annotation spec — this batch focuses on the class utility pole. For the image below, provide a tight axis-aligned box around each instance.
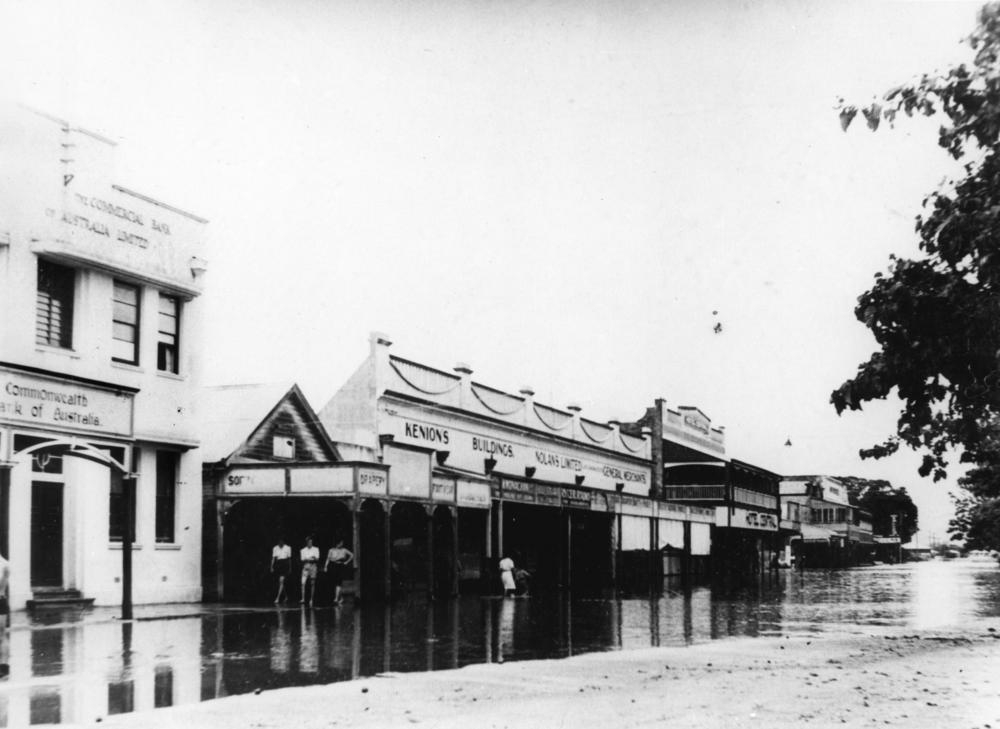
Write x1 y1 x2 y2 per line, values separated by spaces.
121 471 137 620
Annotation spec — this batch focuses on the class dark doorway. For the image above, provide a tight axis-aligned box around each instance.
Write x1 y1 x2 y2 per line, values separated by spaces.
432 506 455 598
358 499 386 601
569 510 613 595
498 503 562 594
390 502 429 596
31 482 64 587
222 498 352 603
456 507 488 593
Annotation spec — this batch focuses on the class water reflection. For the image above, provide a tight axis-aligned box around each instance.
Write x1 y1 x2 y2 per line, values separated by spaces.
0 561 995 725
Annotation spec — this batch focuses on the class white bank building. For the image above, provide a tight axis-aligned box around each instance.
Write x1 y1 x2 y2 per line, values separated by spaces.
0 106 208 609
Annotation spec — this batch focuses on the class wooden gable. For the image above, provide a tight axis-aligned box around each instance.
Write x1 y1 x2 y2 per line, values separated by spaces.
232 386 338 464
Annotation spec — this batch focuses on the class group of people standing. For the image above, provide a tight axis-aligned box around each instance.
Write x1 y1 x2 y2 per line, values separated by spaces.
270 536 354 607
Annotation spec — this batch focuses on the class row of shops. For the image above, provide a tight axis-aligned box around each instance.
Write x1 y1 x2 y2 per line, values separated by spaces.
200 333 783 603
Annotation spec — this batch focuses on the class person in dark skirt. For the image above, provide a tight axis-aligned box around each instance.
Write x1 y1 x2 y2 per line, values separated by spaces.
270 537 292 604
323 538 354 605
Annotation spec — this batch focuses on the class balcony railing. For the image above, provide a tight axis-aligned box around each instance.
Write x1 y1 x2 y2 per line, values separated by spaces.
663 485 726 501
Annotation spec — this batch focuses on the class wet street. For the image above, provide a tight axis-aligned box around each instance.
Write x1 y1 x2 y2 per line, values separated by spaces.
1 560 998 726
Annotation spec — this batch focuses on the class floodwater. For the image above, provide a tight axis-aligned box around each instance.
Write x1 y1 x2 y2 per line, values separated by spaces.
1 560 998 726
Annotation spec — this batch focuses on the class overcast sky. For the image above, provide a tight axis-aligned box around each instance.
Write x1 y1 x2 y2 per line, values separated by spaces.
0 0 985 544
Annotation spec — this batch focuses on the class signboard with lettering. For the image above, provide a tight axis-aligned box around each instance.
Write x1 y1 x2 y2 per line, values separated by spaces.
562 487 591 509
0 368 134 437
663 406 726 456
457 480 491 508
290 467 353 494
500 479 535 503
37 183 206 294
620 494 653 517
432 477 456 502
358 469 388 496
224 468 286 494
380 402 652 494
535 484 560 507
385 446 430 499
590 491 611 511
715 506 779 531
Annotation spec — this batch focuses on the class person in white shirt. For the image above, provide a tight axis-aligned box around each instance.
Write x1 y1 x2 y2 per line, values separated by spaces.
270 537 292 604
300 536 320 607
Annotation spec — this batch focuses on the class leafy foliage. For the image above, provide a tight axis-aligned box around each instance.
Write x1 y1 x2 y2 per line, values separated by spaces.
832 3 1000 480
836 476 919 543
949 494 1000 549
948 422 1000 548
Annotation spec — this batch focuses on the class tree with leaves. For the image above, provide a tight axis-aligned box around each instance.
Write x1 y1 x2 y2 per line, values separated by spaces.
836 476 919 544
948 422 1000 549
832 3 1000 481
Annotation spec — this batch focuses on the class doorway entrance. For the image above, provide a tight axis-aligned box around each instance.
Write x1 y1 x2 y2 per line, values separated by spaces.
31 482 64 588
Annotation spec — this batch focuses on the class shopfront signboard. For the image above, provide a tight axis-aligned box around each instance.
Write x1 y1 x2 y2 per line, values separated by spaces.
620 494 653 517
562 487 591 509
457 480 491 508
432 476 456 502
358 468 388 496
535 484 560 507
1 367 134 438
224 468 285 494
501 479 535 503
380 402 651 494
716 506 779 531
290 466 353 494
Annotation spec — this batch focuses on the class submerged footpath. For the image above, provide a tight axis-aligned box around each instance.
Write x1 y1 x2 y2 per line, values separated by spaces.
82 619 1000 729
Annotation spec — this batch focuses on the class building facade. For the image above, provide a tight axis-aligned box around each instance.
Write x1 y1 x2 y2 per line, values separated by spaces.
200 383 381 604
634 399 781 578
780 476 874 567
0 106 207 609
314 333 711 598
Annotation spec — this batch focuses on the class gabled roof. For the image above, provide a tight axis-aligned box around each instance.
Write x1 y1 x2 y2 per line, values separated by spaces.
200 383 338 464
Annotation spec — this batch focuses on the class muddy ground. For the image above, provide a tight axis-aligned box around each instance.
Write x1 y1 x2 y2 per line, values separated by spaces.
80 618 1000 729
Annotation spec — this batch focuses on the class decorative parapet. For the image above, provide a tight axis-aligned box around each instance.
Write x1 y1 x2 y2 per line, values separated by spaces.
387 356 462 403
370 335 651 462
471 383 525 416
533 403 573 432
579 418 613 444
618 431 647 455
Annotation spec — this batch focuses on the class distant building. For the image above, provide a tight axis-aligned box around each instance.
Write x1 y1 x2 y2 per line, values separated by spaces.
780 476 874 567
0 106 208 609
628 399 782 577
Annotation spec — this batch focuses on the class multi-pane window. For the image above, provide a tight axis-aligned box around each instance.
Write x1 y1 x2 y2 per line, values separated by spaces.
155 451 178 543
112 281 140 364
157 294 180 373
36 260 75 348
109 447 138 542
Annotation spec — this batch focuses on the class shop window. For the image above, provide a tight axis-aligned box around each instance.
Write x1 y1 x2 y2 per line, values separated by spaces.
109 449 138 543
112 281 141 364
157 294 180 373
155 451 178 543
36 259 75 349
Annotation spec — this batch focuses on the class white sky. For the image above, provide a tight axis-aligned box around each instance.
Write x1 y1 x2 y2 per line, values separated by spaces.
0 0 985 545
